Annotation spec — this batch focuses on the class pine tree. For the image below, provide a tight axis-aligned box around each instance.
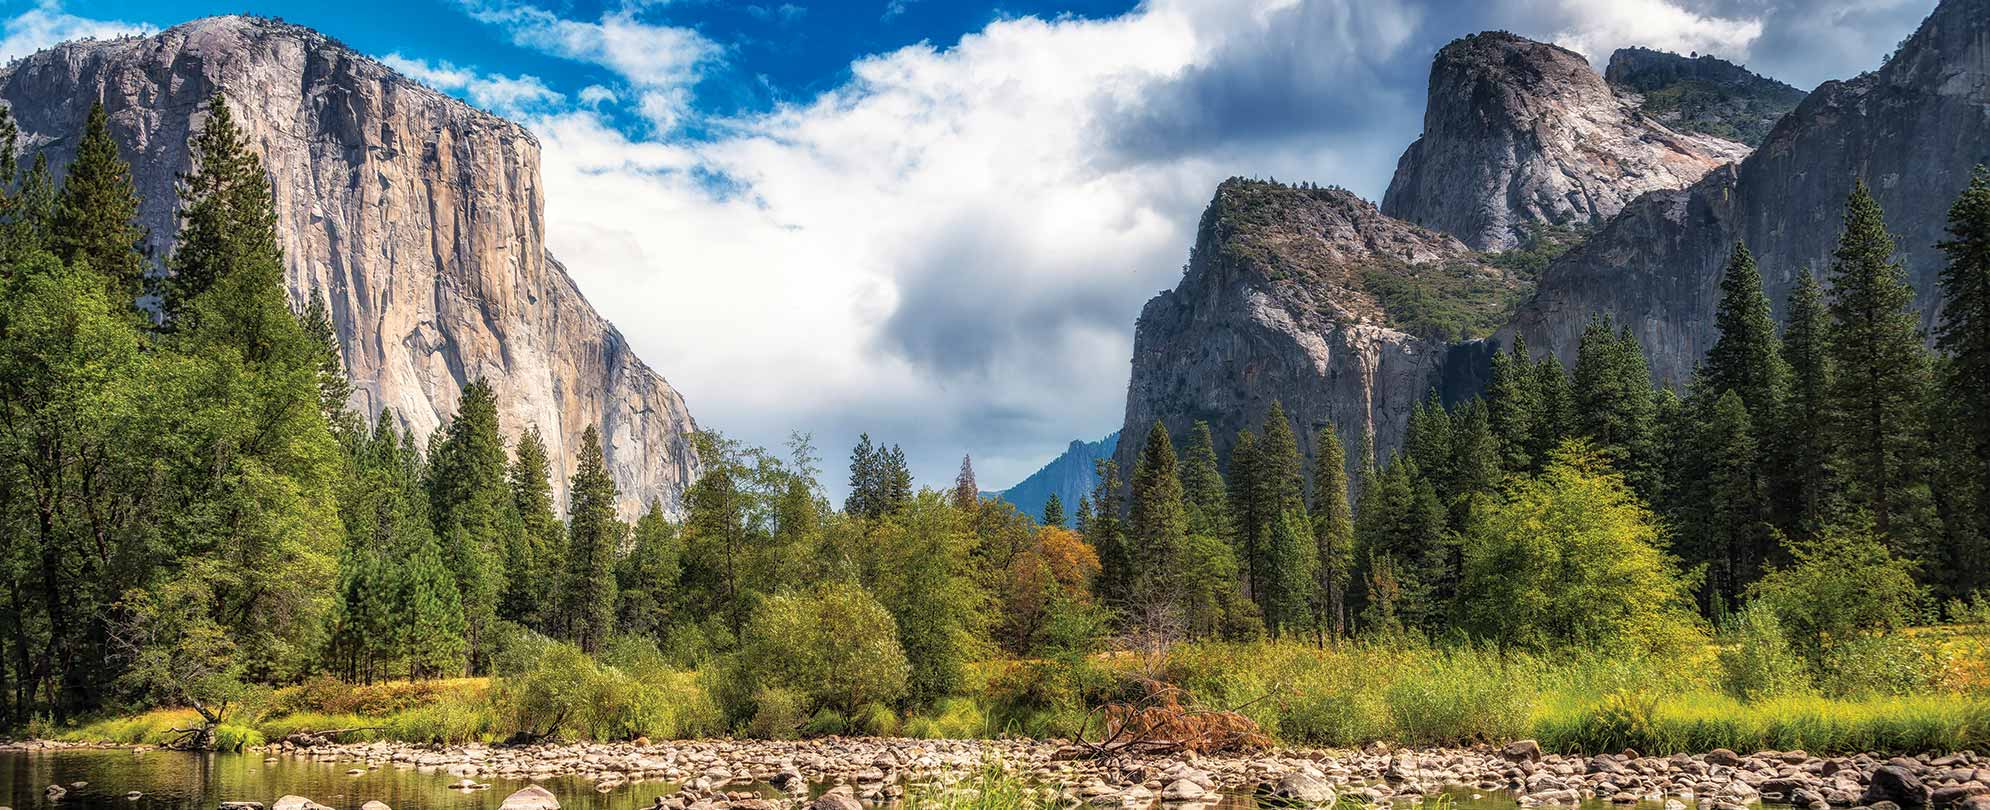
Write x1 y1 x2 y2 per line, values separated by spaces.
845 433 882 518
1448 400 1501 528
1251 403 1310 632
1936 167 1990 590
1073 494 1094 539
299 289 357 437
564 426 622 653
1573 317 1658 495
1826 182 1933 550
952 454 979 511
1531 354 1572 464
616 500 681 643
394 531 468 680
1128 422 1190 617
503 426 561 629
883 444 913 514
165 95 279 324
426 379 509 670
1087 458 1128 608
1226 430 1263 601
1486 337 1541 472
1261 509 1318 637
1404 393 1454 489
1310 423 1354 640
1704 242 1791 421
1683 392 1775 619
1776 273 1838 537
1180 421 1230 542
1040 492 1066 528
52 102 144 303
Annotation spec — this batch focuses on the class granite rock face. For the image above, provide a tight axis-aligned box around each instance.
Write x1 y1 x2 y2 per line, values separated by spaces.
1382 32 1751 251
1115 180 1519 482
1507 0 1990 382
0 16 697 516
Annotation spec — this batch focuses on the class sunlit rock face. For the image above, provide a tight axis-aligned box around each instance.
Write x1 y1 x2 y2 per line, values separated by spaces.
0 15 698 516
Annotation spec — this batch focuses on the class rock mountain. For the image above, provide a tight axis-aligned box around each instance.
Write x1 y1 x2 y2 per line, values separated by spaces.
987 432 1118 523
0 16 697 517
1381 31 1751 252
1604 47 1807 147
1119 0 1985 491
1508 0 1989 382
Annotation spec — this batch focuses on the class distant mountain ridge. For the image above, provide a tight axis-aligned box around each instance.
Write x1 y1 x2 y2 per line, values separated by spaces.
988 433 1119 521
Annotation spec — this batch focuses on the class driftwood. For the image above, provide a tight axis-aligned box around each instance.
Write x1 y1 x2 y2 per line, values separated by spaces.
281 727 384 748
1059 679 1272 762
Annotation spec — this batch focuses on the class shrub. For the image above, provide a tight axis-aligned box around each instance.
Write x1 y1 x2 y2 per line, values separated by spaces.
211 724 266 751
804 708 849 737
853 702 901 736
741 583 910 714
1383 650 1534 744
905 698 988 739
1817 633 1948 698
747 687 807 739
1717 603 1814 701
1751 528 1923 659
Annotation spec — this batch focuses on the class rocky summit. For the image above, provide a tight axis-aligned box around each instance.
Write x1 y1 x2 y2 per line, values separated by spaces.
1382 31 1751 252
1114 180 1518 481
1604 47 1808 147
0 16 697 517
1506 0 1990 380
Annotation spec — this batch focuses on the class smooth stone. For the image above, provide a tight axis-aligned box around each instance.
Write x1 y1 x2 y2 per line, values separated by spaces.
500 785 561 810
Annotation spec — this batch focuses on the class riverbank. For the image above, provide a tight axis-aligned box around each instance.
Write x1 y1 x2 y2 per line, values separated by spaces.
7 737 1990 810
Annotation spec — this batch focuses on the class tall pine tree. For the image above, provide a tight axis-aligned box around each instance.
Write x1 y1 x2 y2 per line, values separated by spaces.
1180 421 1230 542
563 426 621 653
1936 168 1990 592
1127 422 1190 618
1310 423 1354 640
53 101 144 304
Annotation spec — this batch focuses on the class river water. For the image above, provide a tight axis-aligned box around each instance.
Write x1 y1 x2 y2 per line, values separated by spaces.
0 748 1668 810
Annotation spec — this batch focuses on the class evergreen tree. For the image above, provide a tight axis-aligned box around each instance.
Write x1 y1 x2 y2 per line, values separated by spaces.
502 426 562 629
1073 494 1094 538
563 426 621 653
1251 403 1311 634
394 532 468 680
1179 421 1230 542
1448 400 1501 528
952 454 979 511
616 501 681 643
165 95 279 324
845 433 882 519
1776 273 1838 537
1936 167 1990 591
1486 336 1541 472
52 102 144 303
1825 182 1933 550
1573 317 1658 495
1310 423 1354 640
1531 354 1572 464
1704 242 1791 421
1127 422 1190 617
425 379 509 670
1261 509 1318 637
1226 430 1263 601
1404 393 1454 489
1086 458 1129 608
1681 392 1775 619
298 289 358 437
882 444 914 513
1040 492 1066 528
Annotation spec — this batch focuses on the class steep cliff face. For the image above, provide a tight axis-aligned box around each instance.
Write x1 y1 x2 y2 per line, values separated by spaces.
1115 180 1520 481
0 16 697 517
1382 32 1751 251
1508 0 1990 382
1605 47 1807 146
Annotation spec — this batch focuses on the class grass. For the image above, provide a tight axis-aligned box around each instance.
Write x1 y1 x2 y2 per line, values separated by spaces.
902 762 1061 809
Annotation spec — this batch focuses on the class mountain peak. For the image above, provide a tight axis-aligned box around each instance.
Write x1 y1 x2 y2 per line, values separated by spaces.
1382 30 1749 251
1603 47 1806 146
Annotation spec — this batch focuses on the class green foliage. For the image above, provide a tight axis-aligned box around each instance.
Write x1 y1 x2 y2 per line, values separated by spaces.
52 102 144 302
1128 421 1190 618
1716 603 1813 701
563 425 622 653
1573 317 1659 495
1816 633 1947 698
1310 423 1355 640
740 582 910 714
1486 222 1590 279
1936 168 1990 595
1751 527 1924 659
1360 260 1529 342
1457 442 1703 653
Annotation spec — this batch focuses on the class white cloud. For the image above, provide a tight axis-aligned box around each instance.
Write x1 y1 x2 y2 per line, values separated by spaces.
1542 0 1764 66
382 54 564 115
455 0 720 130
0 0 152 64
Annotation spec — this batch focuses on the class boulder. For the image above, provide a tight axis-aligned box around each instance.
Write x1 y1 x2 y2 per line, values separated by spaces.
500 785 561 810
271 797 331 810
1932 785 1990 808
361 803 391 810
1708 750 1745 767
807 795 862 810
1503 740 1544 763
1866 766 1934 807
1262 772 1337 806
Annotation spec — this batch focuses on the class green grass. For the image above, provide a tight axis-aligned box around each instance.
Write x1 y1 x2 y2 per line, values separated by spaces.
902 763 1060 809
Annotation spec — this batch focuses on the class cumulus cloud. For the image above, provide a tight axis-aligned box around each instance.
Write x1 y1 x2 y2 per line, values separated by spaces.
1542 0 1764 66
0 0 152 63
454 0 721 131
382 54 564 115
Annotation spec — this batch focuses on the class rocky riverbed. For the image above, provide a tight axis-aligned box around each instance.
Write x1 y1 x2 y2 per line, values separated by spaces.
6 737 1990 810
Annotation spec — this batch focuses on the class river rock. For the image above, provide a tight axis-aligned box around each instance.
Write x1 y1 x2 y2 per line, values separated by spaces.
1263 771 1337 806
1503 740 1544 763
218 803 264 810
45 785 65 801
272 797 332 810
361 803 391 810
1932 785 1990 807
1867 766 1934 807
501 785 561 810
808 795 862 810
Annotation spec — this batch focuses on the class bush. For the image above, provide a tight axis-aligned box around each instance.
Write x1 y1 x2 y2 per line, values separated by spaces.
1717 603 1814 701
1383 650 1534 744
804 708 849 737
741 583 910 714
853 702 901 736
1752 528 1924 659
748 687 807 739
1817 633 1947 698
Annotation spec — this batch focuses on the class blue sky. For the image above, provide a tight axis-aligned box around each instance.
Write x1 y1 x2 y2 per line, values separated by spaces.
0 0 1937 497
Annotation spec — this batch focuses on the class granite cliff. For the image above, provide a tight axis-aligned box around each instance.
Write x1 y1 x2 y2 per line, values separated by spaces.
1382 32 1751 252
1114 181 1518 480
1604 46 1807 147
0 16 697 516
987 433 1119 522
1507 0 1990 381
